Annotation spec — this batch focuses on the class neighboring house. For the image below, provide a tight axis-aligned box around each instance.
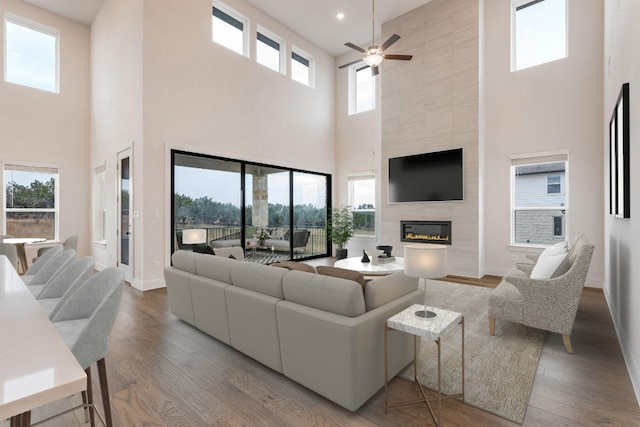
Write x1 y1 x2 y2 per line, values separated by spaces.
514 163 566 245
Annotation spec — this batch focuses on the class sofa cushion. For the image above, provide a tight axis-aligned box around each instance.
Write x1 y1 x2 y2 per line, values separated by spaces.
171 250 197 274
282 270 366 317
270 261 316 273
230 261 287 299
316 266 366 288
194 253 237 283
364 272 419 311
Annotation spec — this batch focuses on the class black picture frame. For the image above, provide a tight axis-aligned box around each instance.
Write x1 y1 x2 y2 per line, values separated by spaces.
609 83 630 218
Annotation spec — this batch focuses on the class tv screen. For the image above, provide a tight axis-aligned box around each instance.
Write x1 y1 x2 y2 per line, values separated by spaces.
388 148 463 202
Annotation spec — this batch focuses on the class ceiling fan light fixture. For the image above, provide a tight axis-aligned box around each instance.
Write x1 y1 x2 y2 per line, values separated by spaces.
363 50 384 67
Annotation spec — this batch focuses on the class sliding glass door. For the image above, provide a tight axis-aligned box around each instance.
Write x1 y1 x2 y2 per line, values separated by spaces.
172 153 242 253
171 150 330 263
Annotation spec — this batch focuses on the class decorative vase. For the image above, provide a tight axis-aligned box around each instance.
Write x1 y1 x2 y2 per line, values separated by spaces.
336 248 348 260
361 250 370 263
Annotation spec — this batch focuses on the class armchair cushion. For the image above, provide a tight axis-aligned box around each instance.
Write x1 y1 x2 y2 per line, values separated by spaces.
530 252 570 279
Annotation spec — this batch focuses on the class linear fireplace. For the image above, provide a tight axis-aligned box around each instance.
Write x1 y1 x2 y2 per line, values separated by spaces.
401 220 452 245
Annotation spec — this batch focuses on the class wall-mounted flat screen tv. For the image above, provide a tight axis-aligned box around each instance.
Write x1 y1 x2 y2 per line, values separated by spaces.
388 148 463 202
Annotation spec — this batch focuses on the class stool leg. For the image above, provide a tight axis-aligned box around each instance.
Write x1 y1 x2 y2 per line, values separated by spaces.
86 366 96 427
82 391 90 422
97 358 113 427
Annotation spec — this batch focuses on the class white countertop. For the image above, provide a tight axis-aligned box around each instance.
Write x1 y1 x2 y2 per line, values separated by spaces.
0 255 86 420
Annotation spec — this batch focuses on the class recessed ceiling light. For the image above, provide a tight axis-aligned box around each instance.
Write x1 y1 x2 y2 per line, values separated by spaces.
337 12 345 20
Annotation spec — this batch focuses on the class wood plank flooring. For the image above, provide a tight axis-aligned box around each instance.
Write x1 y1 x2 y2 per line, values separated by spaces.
17 261 640 426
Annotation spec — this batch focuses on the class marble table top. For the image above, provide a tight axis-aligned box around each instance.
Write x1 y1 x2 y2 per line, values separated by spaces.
387 303 462 340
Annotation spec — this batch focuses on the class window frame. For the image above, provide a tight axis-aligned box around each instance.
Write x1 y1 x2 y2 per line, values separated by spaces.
510 151 569 248
211 1 249 57
348 173 376 238
3 13 60 93
256 26 285 74
3 161 60 241
291 45 313 87
511 0 568 71
92 163 107 246
349 65 376 115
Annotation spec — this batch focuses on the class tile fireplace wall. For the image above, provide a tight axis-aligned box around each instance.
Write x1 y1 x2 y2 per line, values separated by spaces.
380 0 481 278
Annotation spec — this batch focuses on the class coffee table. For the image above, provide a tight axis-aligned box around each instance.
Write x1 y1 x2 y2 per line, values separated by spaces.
334 256 404 276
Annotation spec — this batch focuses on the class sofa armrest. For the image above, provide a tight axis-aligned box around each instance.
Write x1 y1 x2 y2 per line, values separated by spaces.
164 267 195 326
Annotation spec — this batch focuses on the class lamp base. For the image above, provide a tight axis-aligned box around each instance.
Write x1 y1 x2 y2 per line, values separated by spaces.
415 309 437 319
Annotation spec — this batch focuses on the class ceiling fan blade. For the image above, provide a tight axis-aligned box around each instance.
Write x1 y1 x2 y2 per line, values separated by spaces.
338 58 364 69
385 54 413 61
371 65 379 76
380 34 401 51
345 42 366 53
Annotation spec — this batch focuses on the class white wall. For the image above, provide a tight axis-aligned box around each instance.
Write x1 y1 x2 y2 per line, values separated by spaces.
482 0 604 286
0 0 90 261
334 49 382 256
90 0 143 277
604 0 640 406
92 0 336 289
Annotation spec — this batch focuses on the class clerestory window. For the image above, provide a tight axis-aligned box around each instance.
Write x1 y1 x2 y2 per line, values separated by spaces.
4 14 59 93
212 2 248 57
512 0 567 71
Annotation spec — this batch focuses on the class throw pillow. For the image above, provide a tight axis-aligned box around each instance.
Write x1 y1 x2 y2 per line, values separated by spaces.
316 266 366 288
530 252 569 279
270 261 316 273
539 242 568 258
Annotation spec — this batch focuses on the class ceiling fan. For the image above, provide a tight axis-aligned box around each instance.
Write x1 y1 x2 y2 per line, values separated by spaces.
338 0 413 76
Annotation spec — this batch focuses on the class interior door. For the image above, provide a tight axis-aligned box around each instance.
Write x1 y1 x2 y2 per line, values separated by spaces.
117 148 133 282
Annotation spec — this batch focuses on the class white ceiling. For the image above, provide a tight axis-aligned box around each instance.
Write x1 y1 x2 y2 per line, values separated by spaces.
21 0 105 26
20 0 431 57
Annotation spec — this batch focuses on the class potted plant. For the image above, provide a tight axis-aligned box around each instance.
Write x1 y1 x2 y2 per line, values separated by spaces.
329 205 355 260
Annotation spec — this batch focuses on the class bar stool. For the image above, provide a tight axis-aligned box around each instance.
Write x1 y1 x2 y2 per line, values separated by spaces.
21 244 62 283
26 249 76 296
36 256 95 318
51 267 125 427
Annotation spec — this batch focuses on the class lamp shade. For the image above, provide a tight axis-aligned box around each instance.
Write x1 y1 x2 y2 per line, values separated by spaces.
182 228 207 244
403 244 448 279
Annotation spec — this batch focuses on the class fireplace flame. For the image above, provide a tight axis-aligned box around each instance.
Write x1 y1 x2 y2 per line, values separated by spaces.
405 233 449 242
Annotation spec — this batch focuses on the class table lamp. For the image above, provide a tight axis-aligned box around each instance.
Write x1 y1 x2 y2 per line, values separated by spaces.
182 228 207 248
403 243 448 319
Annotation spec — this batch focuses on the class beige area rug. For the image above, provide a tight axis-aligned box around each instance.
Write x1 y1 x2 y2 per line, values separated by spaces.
397 280 545 424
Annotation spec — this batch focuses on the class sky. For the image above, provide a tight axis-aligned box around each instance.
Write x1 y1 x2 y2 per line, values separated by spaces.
515 0 567 70
5 19 57 92
174 166 326 207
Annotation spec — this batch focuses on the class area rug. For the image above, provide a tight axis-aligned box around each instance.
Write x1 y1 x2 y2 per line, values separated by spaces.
397 280 545 424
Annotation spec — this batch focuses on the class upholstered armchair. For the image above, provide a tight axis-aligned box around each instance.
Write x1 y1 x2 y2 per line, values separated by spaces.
488 234 594 353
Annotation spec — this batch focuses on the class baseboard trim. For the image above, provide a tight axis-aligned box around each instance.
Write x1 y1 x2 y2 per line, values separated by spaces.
131 278 165 292
603 287 640 409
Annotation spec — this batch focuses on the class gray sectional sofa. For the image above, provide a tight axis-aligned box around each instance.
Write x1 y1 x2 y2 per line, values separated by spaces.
164 249 423 411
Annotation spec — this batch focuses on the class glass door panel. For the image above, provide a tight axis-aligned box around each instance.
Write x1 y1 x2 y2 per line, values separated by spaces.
244 165 290 264
293 172 327 259
173 153 241 253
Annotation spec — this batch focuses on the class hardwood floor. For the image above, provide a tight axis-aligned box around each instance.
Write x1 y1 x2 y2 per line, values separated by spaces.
21 262 640 427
